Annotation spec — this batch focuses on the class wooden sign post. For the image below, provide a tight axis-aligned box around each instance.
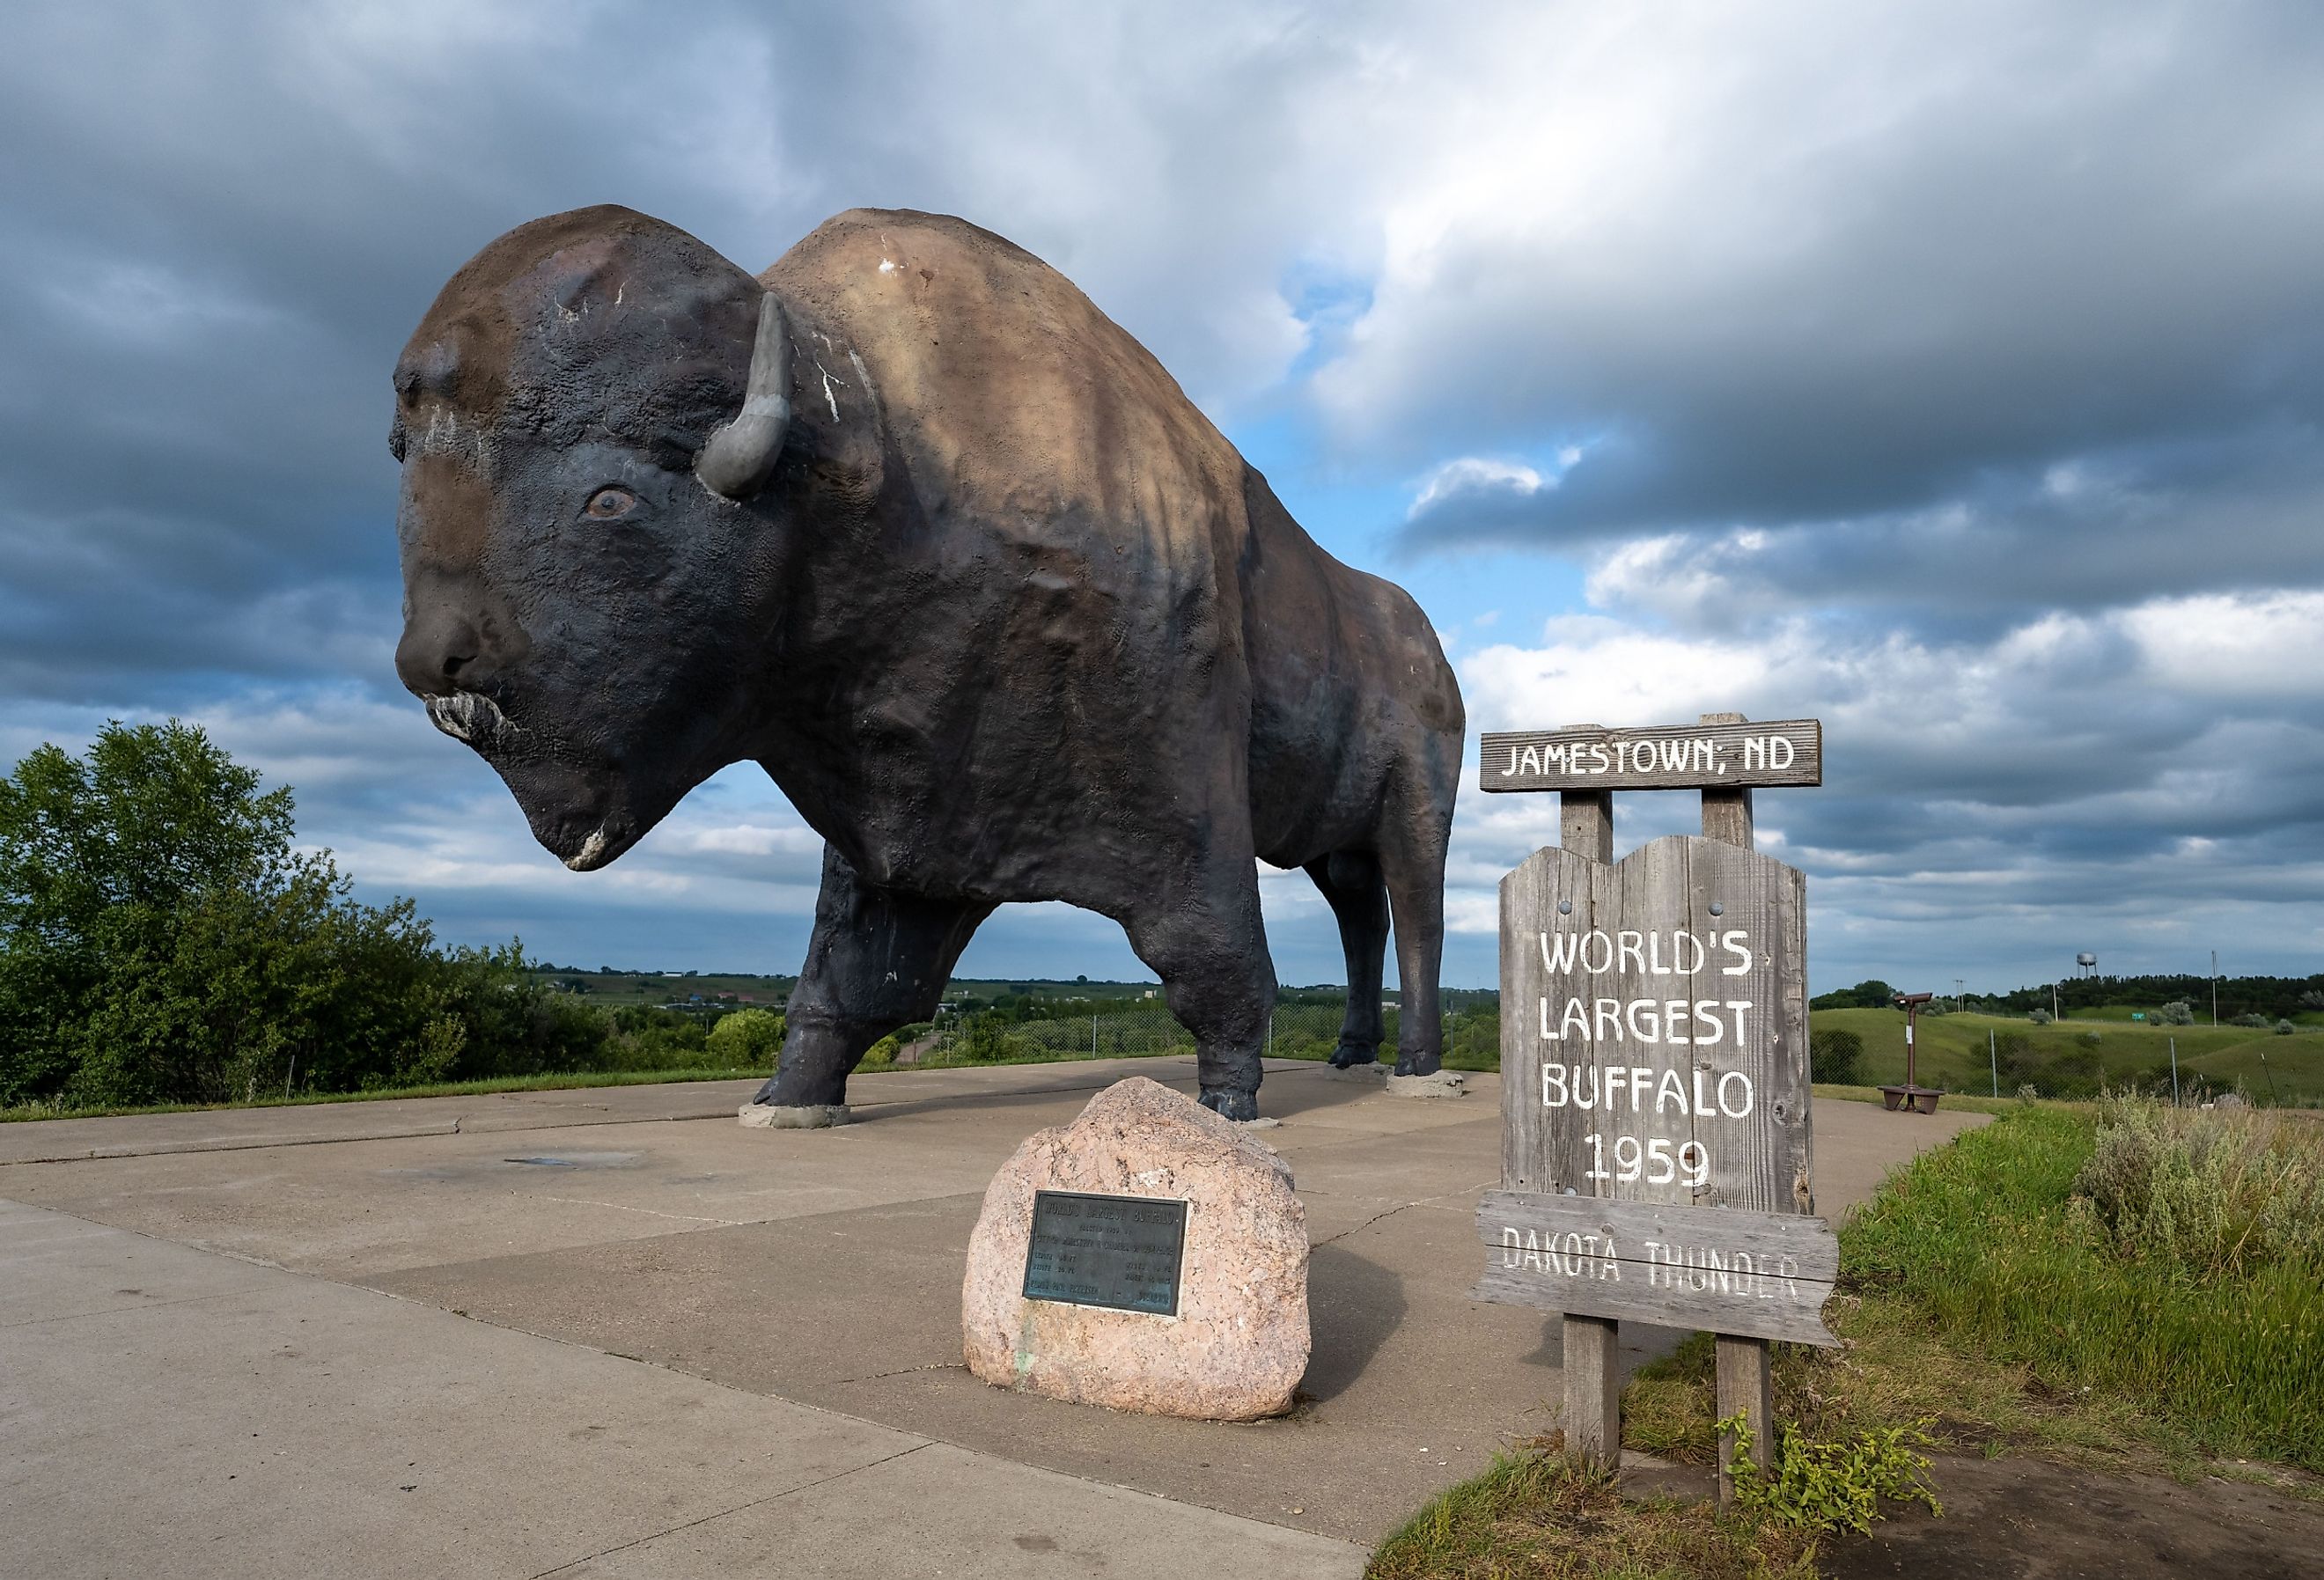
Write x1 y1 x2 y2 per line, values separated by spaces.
1473 714 1835 1503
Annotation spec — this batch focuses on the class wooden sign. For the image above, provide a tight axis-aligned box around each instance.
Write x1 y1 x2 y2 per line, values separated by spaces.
1473 1192 1836 1345
1483 833 1838 1346
1481 719 1821 793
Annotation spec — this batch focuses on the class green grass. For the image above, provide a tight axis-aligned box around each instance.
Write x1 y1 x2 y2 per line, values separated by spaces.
1814 1007 2324 1106
1845 1103 2323 1470
0 1064 770 1123
1629 1102 2324 1479
1381 1097 2324 1576
1367 1439 1814 1580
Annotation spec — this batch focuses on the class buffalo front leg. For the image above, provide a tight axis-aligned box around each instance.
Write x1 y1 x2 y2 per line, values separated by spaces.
750 846 992 1124
1119 855 1277 1121
1305 851 1388 1068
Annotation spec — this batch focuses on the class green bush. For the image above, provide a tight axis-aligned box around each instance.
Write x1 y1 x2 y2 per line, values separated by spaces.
705 1007 785 1067
1809 1026 1864 1084
2070 1091 2324 1275
2232 1012 2269 1029
2276 1019 2297 1036
2155 1000 2195 1026
1718 1414 1942 1535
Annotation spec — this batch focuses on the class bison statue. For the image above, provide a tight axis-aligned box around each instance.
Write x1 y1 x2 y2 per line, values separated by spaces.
391 206 1462 1123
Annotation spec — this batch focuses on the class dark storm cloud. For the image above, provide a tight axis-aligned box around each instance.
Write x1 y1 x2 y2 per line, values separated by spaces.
1364 4 2324 585
0 0 2317 987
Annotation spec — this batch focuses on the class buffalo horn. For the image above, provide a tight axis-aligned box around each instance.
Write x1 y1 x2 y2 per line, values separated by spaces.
695 292 793 501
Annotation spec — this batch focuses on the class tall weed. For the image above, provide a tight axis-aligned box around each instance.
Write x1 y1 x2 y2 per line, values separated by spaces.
2070 1091 2324 1275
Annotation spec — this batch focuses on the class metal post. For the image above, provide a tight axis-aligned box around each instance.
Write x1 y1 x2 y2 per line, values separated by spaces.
1092 1014 1099 1059
2169 1037 2179 1106
1989 1028 1997 1098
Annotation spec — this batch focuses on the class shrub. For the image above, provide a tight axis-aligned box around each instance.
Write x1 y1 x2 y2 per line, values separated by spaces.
1810 1026 1864 1085
2155 1000 2195 1026
2028 1009 2053 1025
706 1007 785 1067
2070 1091 2324 1275
950 1009 1032 1062
2232 1012 2269 1029
2276 1019 2297 1037
1719 1414 1942 1535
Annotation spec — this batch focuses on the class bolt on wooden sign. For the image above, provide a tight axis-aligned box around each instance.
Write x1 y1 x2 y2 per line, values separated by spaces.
1473 721 1840 1349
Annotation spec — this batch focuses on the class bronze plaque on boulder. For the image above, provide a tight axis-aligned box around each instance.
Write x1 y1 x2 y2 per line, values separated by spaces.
1022 1189 1188 1316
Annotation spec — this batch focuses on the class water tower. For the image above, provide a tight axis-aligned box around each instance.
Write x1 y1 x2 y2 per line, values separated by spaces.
2075 952 2098 979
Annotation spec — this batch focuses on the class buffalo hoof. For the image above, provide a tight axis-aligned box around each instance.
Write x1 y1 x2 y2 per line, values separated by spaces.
738 1102 851 1129
1198 1087 1261 1123
1392 1052 1443 1077
1327 1043 1380 1069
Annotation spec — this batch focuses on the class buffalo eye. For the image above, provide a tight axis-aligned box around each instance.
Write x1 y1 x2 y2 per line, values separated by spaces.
584 487 638 520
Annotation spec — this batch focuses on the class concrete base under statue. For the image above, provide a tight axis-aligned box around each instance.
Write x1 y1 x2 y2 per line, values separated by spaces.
738 1103 851 1129
1322 1062 1388 1084
1385 1070 1467 1099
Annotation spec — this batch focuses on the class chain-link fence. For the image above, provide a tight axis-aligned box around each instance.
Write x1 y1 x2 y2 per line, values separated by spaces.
872 999 1396 1068
858 996 1506 1071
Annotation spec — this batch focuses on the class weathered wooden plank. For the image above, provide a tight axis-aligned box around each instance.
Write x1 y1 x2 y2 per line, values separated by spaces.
1697 712 1756 849
1717 1334 1776 1497
1561 789 1614 864
1498 835 1813 1216
1482 719 1821 793
1477 1192 1840 1280
1473 1191 1840 1346
1563 1314 1621 1467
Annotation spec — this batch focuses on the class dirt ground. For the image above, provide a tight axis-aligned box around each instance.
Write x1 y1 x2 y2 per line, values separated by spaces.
1628 1452 2324 1577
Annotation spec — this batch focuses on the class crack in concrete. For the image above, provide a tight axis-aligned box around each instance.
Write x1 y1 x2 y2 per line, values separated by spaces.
523 1440 935 1578
0 1283 275 1330
829 1358 970 1385
526 1194 746 1227
1310 1181 1494 1247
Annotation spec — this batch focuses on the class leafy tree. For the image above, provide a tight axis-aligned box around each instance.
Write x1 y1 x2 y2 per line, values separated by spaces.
0 721 607 1108
1808 980 1897 1010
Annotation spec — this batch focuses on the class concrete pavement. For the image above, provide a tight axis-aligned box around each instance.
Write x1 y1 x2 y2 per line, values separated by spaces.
3 1056 1986 1574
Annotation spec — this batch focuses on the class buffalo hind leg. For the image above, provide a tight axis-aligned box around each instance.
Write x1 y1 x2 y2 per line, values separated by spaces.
1305 850 1388 1068
753 845 992 1118
1119 857 1276 1121
1379 785 1453 1077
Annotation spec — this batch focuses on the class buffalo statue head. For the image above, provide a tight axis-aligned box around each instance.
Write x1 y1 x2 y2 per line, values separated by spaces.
390 207 798 871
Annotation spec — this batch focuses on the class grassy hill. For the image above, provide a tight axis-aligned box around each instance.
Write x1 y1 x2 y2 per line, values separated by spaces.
1814 1007 2324 1106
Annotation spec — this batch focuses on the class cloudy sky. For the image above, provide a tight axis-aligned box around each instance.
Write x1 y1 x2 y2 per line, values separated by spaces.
4 0 2319 993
